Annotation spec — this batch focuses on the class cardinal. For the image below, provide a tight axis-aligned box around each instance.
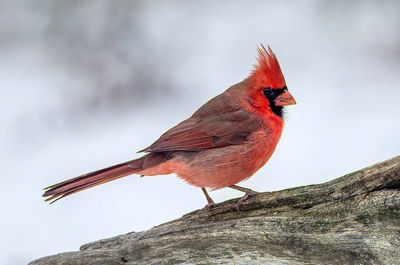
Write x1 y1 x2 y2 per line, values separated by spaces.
43 44 296 210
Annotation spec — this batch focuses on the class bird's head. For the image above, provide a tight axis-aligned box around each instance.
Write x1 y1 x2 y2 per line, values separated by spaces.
246 44 296 118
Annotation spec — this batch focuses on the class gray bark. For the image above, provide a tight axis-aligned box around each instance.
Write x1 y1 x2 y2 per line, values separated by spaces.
30 156 400 265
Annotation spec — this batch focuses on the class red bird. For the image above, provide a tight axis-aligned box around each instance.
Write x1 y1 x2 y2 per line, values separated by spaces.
43 45 296 210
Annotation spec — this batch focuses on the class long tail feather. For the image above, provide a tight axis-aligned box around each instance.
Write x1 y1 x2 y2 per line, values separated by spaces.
42 154 164 203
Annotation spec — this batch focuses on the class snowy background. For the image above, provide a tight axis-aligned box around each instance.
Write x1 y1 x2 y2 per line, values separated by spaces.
1 1 399 264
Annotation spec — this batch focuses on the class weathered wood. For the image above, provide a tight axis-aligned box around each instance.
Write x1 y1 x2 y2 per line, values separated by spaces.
30 156 400 265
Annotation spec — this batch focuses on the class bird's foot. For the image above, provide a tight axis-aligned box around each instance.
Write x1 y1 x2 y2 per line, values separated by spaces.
235 191 257 210
229 185 258 211
204 201 216 213
202 187 216 213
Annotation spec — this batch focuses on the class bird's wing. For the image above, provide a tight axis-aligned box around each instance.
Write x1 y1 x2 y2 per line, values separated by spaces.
141 94 263 152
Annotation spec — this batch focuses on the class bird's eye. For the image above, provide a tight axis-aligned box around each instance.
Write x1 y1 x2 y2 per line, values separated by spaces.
263 87 275 98
263 86 288 99
263 87 277 99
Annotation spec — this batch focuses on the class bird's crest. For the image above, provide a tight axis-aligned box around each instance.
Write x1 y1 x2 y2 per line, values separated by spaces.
250 44 286 89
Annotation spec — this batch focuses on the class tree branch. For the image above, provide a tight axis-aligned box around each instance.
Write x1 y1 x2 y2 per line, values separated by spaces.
30 156 400 265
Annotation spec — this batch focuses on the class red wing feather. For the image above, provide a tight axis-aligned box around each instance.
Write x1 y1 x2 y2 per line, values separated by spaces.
142 109 262 152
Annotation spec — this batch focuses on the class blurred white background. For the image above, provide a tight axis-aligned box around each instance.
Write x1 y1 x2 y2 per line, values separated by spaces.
1 1 399 264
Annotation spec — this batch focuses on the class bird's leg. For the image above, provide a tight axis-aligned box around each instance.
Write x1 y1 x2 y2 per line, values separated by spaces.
228 185 258 210
201 187 215 211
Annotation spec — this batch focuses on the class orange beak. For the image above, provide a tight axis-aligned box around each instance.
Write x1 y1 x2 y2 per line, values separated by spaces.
274 91 296 106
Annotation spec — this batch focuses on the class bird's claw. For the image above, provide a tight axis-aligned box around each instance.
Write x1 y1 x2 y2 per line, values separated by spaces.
235 190 257 211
